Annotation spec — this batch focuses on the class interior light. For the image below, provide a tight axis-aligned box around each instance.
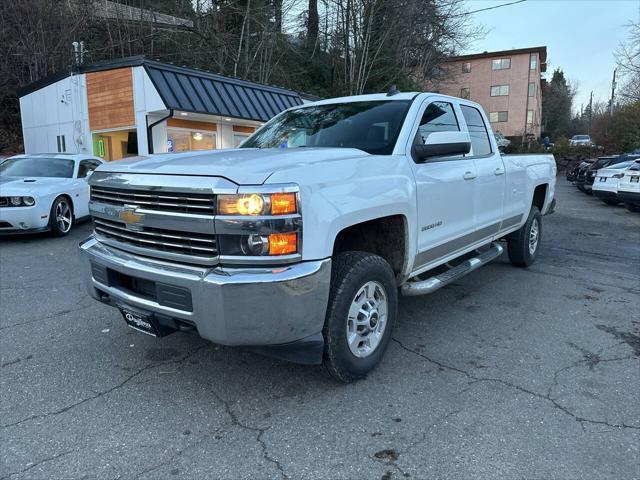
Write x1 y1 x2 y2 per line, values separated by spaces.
192 132 203 141
180 112 188 116
225 118 231 122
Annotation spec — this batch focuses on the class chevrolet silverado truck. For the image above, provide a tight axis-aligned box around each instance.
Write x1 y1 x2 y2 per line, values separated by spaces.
79 92 556 382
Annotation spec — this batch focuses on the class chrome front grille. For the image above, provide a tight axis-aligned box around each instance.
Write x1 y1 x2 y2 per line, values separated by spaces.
91 187 216 216
94 218 217 259
88 172 237 265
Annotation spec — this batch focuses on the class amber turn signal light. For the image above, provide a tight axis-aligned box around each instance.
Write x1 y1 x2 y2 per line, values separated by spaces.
268 233 298 255
270 193 297 215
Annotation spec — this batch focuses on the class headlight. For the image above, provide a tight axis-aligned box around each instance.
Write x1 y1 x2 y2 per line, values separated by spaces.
216 187 301 262
2 196 35 207
218 193 297 216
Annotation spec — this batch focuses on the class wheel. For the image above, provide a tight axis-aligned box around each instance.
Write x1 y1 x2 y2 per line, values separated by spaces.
323 251 397 383
507 206 541 268
49 196 73 236
602 199 619 206
625 203 640 213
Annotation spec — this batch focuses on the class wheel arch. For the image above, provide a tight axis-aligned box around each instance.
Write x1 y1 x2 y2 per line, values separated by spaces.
332 214 409 282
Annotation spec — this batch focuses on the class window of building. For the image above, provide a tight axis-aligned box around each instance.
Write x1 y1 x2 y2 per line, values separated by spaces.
461 105 492 156
462 62 471 73
460 88 470 99
530 54 537 70
167 128 216 152
489 111 508 123
490 85 509 96
527 110 534 125
233 134 250 147
415 101 460 145
528 82 535 97
491 58 511 70
56 135 66 153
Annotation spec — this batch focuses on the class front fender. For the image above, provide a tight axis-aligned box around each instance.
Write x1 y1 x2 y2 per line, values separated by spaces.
265 154 417 272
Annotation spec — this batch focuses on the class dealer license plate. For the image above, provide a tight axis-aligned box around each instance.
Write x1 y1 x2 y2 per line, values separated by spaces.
119 306 158 337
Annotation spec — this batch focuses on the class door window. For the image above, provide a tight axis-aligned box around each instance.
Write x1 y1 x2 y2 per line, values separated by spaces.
415 101 460 145
460 105 492 156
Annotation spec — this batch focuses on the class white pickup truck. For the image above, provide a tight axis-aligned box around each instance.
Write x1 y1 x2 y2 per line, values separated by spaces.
80 92 556 382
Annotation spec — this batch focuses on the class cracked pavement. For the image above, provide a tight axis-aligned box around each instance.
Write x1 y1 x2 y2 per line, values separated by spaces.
1 180 639 479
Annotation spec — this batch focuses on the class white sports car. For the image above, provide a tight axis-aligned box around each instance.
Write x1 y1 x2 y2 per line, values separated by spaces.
0 154 103 235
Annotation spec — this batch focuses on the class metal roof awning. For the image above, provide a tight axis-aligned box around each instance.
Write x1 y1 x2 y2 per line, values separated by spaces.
144 62 303 122
17 56 306 121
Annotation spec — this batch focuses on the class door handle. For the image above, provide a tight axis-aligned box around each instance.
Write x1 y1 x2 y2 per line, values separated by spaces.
494 167 505 175
463 171 477 180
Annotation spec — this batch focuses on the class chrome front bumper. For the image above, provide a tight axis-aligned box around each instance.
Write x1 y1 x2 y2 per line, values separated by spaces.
79 235 331 347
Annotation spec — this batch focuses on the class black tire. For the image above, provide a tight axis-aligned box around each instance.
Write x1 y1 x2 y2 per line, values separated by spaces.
507 206 542 268
625 203 640 213
323 251 397 383
602 199 619 206
49 196 74 236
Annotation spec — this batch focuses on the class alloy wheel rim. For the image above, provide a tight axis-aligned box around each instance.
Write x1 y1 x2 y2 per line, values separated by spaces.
529 218 539 255
56 201 72 233
346 281 388 358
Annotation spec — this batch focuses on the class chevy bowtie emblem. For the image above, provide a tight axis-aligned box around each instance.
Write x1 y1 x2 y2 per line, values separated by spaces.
119 208 144 230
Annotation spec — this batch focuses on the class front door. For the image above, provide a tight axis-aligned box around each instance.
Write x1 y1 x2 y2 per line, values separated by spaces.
411 99 478 270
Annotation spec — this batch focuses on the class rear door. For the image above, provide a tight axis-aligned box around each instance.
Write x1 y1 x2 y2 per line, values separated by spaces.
410 98 478 270
459 105 506 235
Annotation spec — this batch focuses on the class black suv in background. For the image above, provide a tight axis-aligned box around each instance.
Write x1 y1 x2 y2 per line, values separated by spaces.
575 158 608 191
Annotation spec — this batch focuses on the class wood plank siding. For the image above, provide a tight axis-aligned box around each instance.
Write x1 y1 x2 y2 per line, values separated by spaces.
167 118 217 131
233 125 256 133
86 68 135 131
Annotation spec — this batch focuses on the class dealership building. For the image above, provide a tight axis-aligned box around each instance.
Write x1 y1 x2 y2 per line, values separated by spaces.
17 56 306 160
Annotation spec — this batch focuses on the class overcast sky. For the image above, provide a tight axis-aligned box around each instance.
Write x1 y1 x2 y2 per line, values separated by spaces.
463 0 639 112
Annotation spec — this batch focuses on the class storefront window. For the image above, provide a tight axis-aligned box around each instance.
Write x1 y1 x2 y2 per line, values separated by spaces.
167 128 216 152
233 133 250 147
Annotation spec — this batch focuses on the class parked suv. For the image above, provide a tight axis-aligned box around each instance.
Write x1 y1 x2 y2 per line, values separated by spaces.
570 135 592 147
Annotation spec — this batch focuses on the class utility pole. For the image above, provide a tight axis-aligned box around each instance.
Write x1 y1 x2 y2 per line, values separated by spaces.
588 91 593 134
609 68 617 115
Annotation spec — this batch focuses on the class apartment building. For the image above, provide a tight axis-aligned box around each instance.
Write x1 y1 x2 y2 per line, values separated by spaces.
430 46 547 139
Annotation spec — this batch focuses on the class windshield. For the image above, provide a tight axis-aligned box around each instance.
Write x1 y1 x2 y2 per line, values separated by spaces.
0 157 75 178
241 100 411 155
573 135 590 140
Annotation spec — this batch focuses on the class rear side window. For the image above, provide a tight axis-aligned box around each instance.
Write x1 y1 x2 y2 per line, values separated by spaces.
460 105 492 156
415 102 460 145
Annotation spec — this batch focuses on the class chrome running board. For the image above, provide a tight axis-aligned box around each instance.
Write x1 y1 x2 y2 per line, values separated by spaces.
401 243 504 297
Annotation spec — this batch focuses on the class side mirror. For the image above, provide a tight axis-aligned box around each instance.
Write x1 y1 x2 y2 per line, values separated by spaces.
412 131 471 162
85 170 94 180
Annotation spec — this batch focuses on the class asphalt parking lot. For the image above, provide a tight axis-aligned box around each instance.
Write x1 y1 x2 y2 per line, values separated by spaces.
1 179 639 480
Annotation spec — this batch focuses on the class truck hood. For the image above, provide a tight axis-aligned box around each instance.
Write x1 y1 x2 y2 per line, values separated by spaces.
96 148 369 185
